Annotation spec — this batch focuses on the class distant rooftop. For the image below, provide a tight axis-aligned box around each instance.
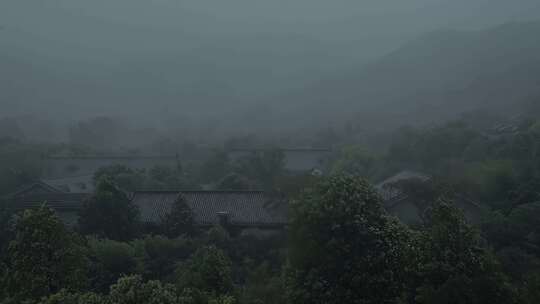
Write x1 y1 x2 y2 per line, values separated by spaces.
227 147 332 152
132 191 287 228
42 174 95 193
375 171 432 203
46 155 179 160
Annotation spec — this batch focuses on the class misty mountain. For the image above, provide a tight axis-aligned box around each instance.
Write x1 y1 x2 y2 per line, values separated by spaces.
269 21 540 131
2 0 540 137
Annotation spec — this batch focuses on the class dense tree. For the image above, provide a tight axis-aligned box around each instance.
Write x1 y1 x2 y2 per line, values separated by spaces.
38 290 104 304
161 195 196 238
94 165 146 192
215 173 254 191
199 150 231 184
413 201 516 304
286 175 411 304
0 138 43 195
176 246 234 296
330 145 380 180
68 117 122 150
481 201 540 294
108 275 193 304
78 178 140 241
94 164 198 192
0 199 14 255
39 275 194 304
87 238 138 292
147 165 189 190
4 206 88 302
234 149 285 190
132 235 195 281
520 271 540 304
239 262 285 304
2 108 540 304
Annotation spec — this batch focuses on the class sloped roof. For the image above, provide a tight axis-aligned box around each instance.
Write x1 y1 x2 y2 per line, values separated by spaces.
131 191 288 227
42 175 95 193
375 171 432 203
6 181 64 198
11 193 91 211
227 148 331 172
44 155 179 178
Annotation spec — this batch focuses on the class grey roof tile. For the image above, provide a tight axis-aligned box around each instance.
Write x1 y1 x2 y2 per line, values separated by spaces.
132 191 287 227
375 171 432 202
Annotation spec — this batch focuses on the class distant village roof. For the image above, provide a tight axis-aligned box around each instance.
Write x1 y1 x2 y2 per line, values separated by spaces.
375 171 432 203
7 181 64 198
131 191 288 228
227 148 332 152
227 148 332 173
44 155 180 178
5 181 89 216
42 174 95 193
46 155 179 160
11 193 91 212
375 171 483 224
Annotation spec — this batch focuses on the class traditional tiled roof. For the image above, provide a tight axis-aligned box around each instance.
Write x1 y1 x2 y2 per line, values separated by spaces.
44 155 180 178
6 181 63 198
11 193 91 211
42 175 95 193
375 171 432 203
227 148 331 173
131 191 288 227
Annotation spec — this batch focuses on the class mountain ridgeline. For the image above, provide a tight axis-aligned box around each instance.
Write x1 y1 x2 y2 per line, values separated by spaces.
267 21 540 131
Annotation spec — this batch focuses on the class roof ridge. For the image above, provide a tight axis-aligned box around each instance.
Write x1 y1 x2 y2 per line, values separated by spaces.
3 180 65 198
43 174 95 180
134 190 266 194
228 148 331 152
46 155 178 160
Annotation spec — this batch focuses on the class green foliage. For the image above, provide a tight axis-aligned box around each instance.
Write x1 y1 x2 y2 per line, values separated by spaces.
239 263 285 304
0 138 43 195
286 175 411 304
147 165 189 190
199 151 231 184
94 165 146 192
234 150 285 190
413 201 516 304
108 275 192 304
68 117 121 150
87 238 137 292
273 173 320 199
208 295 236 304
161 195 196 238
529 120 540 135
461 160 517 206
482 202 540 284
131 235 195 281
520 271 540 304
94 164 197 193
38 290 104 304
40 275 196 304
0 199 14 255
203 226 232 253
78 179 140 241
176 246 234 296
4 206 88 301
215 173 253 191
330 145 379 180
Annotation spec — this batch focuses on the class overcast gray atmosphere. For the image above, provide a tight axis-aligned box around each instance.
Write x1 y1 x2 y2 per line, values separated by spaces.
2 0 540 138
3 1 540 303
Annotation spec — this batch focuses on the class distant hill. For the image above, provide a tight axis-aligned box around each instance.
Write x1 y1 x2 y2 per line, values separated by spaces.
266 21 540 130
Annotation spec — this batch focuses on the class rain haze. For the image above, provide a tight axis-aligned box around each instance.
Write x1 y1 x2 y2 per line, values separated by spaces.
2 2 540 303
2 0 540 139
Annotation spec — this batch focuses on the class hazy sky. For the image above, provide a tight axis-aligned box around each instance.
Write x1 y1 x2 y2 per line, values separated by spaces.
1 0 540 128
